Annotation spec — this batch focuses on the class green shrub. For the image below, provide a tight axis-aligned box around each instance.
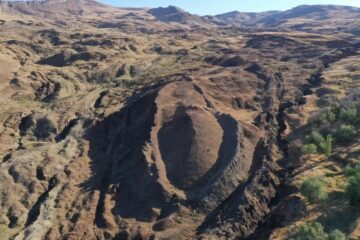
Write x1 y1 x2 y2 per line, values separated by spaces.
307 132 332 156
300 178 328 203
309 109 336 129
320 134 332 157
336 124 356 143
320 109 337 123
309 131 325 147
290 222 346 240
340 107 358 124
345 163 360 206
345 162 360 177
346 173 360 206
328 229 346 240
291 222 328 240
302 144 318 155
330 103 341 116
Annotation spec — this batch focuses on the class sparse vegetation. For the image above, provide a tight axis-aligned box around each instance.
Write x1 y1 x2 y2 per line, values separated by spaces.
302 144 317 155
346 168 360 206
291 222 346 240
304 131 332 157
300 178 328 203
340 107 358 124
304 99 360 156
291 222 327 240
345 162 360 177
335 124 356 143
308 108 338 135
321 134 332 157
327 230 346 240
309 130 325 147
299 99 360 237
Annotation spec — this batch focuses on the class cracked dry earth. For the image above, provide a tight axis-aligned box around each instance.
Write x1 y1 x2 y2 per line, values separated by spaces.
0 0 360 239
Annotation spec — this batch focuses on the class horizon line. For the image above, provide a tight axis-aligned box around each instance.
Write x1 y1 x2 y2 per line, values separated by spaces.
2 0 360 16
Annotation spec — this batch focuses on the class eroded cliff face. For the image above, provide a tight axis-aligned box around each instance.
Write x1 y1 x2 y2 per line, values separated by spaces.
78 76 264 239
0 0 359 239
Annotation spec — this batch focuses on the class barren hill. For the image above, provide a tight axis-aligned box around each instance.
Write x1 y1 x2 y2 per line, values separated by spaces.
0 1 359 240
148 5 211 26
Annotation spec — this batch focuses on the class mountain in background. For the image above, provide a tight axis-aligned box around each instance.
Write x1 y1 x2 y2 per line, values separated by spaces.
213 4 360 29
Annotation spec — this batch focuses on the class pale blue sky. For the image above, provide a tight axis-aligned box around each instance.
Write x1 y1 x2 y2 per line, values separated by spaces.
99 0 360 15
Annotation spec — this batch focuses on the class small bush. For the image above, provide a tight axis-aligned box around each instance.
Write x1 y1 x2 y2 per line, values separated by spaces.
309 109 336 129
340 107 358 124
307 132 332 156
320 134 332 157
309 131 325 147
328 229 346 240
291 222 328 240
335 124 356 143
346 173 360 206
345 162 360 177
300 178 328 203
320 109 337 123
345 163 360 206
302 144 318 155
291 222 346 240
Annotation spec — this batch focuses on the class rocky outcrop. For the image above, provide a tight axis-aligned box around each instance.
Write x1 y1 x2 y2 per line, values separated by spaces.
37 49 106 67
148 6 211 26
205 55 247 67
199 155 280 239
81 77 261 233
19 114 57 141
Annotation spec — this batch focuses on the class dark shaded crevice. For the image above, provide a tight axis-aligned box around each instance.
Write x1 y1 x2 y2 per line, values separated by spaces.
245 63 272 91
249 47 360 239
8 166 20 183
94 163 112 228
308 68 324 87
25 192 49 227
197 139 278 239
2 152 12 163
36 167 46 181
302 84 313 96
245 102 297 240
249 72 318 238
276 102 292 159
16 138 25 150
55 118 79 142
275 45 359 173
193 83 215 109
190 114 245 208
82 79 168 222
42 81 61 103
94 90 109 108
25 176 57 227
8 213 19 228
158 106 196 190
115 64 126 77
18 114 34 136
34 118 57 140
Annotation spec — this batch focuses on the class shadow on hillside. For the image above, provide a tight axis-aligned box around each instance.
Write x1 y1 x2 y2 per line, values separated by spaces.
79 82 168 226
316 202 360 234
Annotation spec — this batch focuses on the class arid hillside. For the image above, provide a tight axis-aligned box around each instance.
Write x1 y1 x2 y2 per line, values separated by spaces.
0 1 359 239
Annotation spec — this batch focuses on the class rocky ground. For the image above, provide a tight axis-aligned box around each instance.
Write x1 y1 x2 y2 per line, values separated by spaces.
0 1 359 239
